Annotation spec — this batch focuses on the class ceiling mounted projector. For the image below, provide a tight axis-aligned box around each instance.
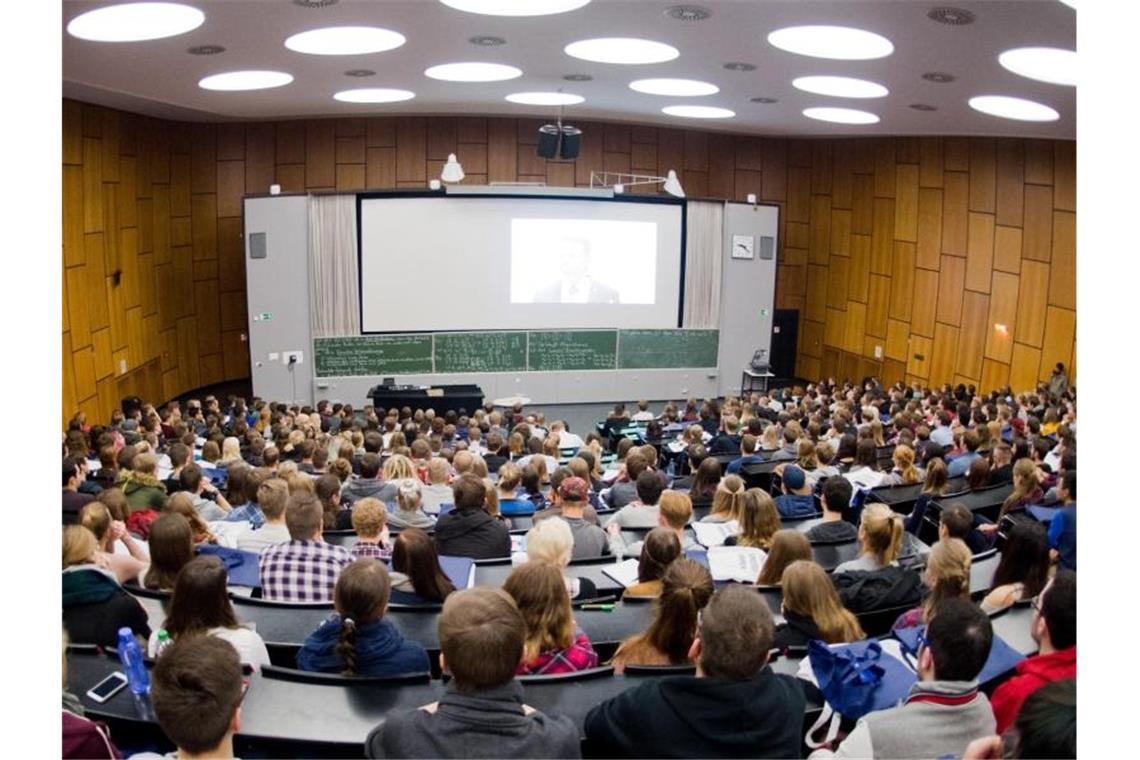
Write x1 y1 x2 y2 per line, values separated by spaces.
537 123 582 160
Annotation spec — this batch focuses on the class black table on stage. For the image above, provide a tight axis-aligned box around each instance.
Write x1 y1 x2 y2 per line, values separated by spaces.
367 383 484 416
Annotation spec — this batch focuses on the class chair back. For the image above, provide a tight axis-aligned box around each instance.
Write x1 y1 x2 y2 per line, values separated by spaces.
516 665 614 684
623 663 696 676
260 664 431 686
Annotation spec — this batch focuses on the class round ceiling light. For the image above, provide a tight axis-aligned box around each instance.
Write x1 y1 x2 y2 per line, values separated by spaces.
662 104 735 119
67 2 204 42
792 75 888 98
565 37 679 64
198 71 294 91
424 62 522 81
968 95 1060 122
998 47 1077 86
768 25 894 60
505 92 585 105
440 0 590 16
334 88 415 103
630 78 718 96
284 26 405 55
803 107 880 124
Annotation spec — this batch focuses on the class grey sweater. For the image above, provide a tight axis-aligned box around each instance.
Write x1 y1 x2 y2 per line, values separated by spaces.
365 681 580 758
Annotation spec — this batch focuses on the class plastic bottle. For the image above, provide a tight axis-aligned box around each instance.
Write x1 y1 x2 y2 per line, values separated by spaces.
117 627 150 695
154 629 173 657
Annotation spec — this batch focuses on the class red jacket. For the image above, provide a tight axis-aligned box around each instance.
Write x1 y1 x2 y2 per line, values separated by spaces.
991 646 1076 733
62 710 121 759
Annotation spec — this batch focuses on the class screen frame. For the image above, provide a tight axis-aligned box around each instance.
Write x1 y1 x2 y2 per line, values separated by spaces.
354 190 688 335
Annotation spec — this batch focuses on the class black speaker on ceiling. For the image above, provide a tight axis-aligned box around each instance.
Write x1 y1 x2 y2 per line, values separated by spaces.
537 124 560 159
559 126 582 160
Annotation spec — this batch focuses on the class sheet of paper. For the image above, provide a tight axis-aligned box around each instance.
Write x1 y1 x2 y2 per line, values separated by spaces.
691 520 740 548
602 558 641 588
706 545 767 583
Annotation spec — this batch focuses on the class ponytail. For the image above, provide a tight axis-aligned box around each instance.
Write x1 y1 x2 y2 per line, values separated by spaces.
861 504 905 565
337 616 357 676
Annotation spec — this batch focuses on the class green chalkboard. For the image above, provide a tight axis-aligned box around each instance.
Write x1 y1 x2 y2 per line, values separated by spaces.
527 331 617 371
435 332 527 373
314 335 433 377
618 329 720 369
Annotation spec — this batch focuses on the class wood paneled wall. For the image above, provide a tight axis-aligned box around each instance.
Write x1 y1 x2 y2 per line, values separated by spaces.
62 98 1076 426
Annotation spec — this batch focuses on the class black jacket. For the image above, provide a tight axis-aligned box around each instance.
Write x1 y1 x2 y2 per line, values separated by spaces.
434 507 511 559
772 611 824 652
707 433 742 455
832 566 923 615
584 668 805 758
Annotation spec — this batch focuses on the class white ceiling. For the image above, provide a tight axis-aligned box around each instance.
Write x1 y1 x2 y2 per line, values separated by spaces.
62 0 1076 138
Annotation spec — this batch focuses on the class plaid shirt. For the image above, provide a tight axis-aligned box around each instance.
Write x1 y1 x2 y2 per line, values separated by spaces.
350 539 393 562
517 628 598 675
225 502 265 529
259 540 352 602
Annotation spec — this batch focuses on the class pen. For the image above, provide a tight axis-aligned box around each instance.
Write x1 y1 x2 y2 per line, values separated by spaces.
581 603 615 611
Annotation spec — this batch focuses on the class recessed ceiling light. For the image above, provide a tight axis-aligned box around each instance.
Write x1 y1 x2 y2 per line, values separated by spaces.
662 105 735 119
998 47 1077 86
927 7 975 25
723 61 757 71
922 71 956 83
563 73 593 81
910 103 938 111
968 95 1060 122
334 88 416 103
792 75 888 98
66 2 205 42
803 107 880 124
345 69 376 77
424 62 522 81
505 92 585 105
750 96 778 103
664 5 711 21
468 35 506 47
768 25 894 60
285 26 406 55
630 78 718 96
199 71 294 91
187 45 225 56
440 0 590 16
565 38 679 64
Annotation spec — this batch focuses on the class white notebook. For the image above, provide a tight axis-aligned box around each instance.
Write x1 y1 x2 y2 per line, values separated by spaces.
706 546 767 584
691 520 740 548
602 558 641 588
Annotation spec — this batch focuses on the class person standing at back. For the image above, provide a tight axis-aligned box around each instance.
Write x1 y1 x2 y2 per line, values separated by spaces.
584 585 805 758
434 473 511 559
365 587 580 758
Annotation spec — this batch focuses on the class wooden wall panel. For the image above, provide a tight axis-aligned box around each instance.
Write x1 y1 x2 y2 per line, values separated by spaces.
62 99 1077 420
985 271 1019 363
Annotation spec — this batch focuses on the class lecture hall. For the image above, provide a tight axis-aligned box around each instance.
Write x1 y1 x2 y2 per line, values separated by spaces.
58 1 1083 758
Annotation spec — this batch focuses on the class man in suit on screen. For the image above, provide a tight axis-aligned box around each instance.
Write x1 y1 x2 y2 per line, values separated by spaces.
532 237 620 304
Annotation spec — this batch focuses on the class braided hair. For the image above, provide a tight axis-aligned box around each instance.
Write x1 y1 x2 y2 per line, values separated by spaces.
332 559 391 676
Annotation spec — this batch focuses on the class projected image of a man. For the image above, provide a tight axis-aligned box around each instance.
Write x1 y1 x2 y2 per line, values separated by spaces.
532 237 620 304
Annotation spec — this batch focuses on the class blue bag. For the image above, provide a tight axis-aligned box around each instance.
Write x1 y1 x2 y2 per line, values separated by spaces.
808 639 917 720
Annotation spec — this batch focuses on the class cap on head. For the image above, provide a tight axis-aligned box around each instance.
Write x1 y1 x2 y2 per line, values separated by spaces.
782 465 806 490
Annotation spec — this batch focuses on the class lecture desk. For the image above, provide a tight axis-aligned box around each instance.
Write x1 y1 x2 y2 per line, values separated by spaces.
367 383 483 416
69 606 1035 757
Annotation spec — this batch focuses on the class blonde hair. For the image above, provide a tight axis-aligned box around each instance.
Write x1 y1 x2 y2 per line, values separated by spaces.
870 420 885 447
658 491 694 530
63 525 97 568
79 502 112 544
383 454 416 481
526 517 573 568
497 463 522 491
859 503 905 566
710 475 745 521
221 437 242 463
395 478 423 512
781 561 865 643
502 561 574 665
796 439 819 471
892 445 920 484
351 498 387 538
922 538 971 622
736 489 781 550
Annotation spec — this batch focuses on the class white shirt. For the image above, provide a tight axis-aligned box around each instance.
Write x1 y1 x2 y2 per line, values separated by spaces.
148 626 270 670
555 431 585 450
236 522 291 554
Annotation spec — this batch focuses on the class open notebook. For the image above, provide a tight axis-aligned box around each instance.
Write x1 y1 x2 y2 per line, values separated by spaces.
602 558 641 588
706 546 767 584
691 520 740 548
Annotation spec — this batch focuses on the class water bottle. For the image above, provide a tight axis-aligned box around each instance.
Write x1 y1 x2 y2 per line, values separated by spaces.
154 629 173 658
117 627 150 695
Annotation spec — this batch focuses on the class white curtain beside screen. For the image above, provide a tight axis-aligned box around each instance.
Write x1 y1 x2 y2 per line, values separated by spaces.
682 200 724 328
308 195 360 338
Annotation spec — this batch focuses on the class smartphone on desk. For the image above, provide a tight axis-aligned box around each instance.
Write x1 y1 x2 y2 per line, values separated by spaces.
86 672 128 704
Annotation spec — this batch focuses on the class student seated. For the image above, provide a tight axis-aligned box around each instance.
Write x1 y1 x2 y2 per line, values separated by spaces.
526 517 598 600
964 679 1075 760
235 478 290 554
259 492 352 602
725 488 780 550
804 477 858 543
503 561 598 675
980 519 1050 613
387 479 435 530
350 498 394 561
62 526 150 648
364 587 580 758
147 636 245 760
990 571 1076 734
938 502 990 555
78 501 147 585
892 537 971 631
607 490 695 558
495 463 531 515
904 457 949 536
624 528 682 597
611 559 713 673
434 474 511 559
772 560 864 651
388 528 456 606
142 513 195 591
147 555 270 670
725 434 763 475
540 476 607 559
1048 470 1076 570
421 458 453 515
297 559 430 676
811 599 996 759
756 529 812 585
585 585 806 758
603 452 650 509
773 465 818 518
685 453 719 502
833 503 904 574
700 474 745 523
